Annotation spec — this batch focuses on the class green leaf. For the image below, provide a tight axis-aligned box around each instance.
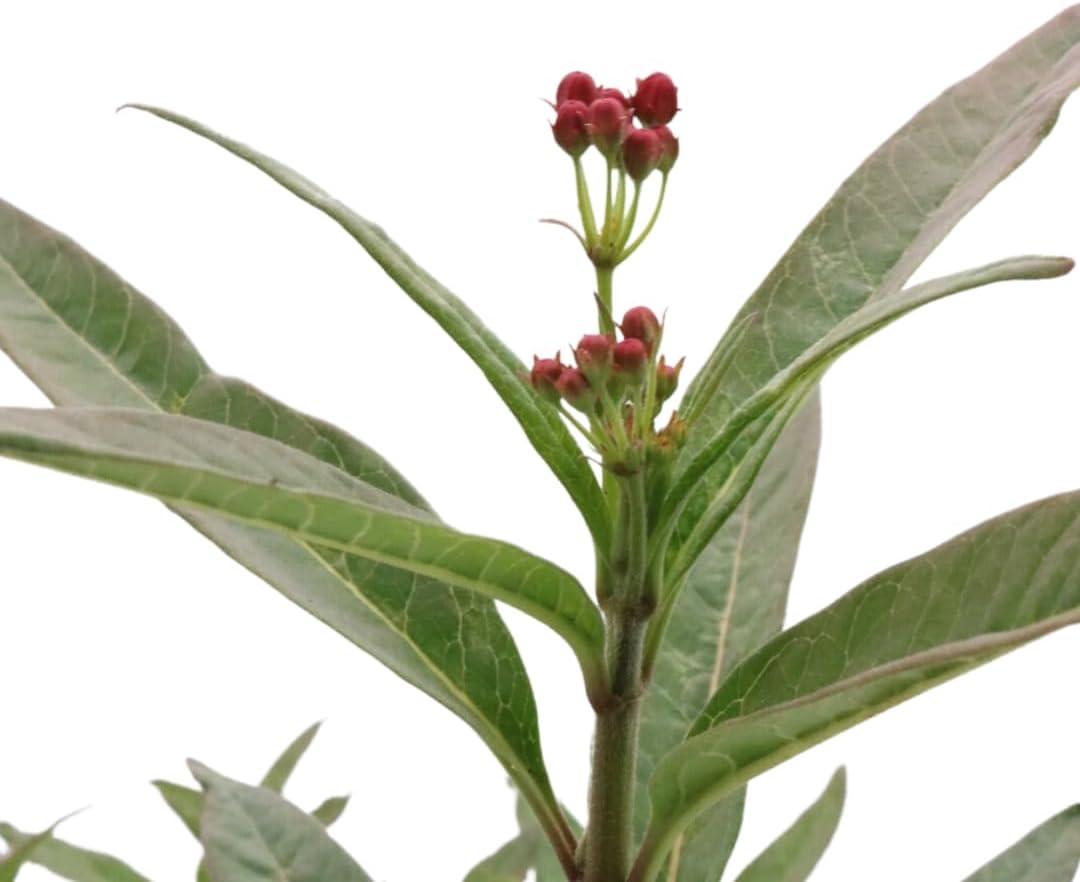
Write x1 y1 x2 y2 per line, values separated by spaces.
0 822 57 882
634 393 821 882
633 491 1080 882
153 780 203 838
0 408 605 692
683 5 1080 427
963 806 1080 882
463 837 533 882
190 762 374 882
260 721 322 793
0 821 150 882
122 103 611 552
662 255 1073 591
731 768 846 882
310 796 350 828
0 197 573 862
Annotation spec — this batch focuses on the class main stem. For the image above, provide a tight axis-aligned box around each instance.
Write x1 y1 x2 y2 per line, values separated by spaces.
585 473 650 882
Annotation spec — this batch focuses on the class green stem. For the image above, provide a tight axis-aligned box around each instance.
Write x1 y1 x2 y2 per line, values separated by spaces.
586 472 650 882
575 157 599 246
596 264 616 336
618 173 668 264
616 182 643 253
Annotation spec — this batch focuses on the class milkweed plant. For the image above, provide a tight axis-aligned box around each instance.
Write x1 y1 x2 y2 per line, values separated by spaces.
2 8 1080 882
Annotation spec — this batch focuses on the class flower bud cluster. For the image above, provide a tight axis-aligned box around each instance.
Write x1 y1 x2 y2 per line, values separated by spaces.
529 306 685 471
552 71 679 182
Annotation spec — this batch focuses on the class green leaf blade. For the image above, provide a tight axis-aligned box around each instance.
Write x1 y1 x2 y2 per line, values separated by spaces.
635 393 822 882
153 780 203 839
260 721 322 793
0 822 151 882
732 767 846 882
191 762 373 882
963 806 1080 882
635 490 1080 882
123 103 611 551
0 197 571 867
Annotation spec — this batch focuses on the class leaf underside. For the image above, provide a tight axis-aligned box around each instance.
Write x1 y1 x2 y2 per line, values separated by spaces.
962 805 1080 882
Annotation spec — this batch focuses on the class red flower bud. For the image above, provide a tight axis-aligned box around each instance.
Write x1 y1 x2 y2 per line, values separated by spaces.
556 71 597 107
613 338 649 381
653 125 679 173
553 100 590 157
632 73 678 127
621 306 661 353
586 97 630 157
656 356 684 403
530 355 565 402
594 86 630 108
556 367 594 411
574 334 614 382
622 128 664 182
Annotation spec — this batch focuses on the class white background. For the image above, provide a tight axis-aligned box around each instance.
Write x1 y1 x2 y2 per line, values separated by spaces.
1 1 1079 880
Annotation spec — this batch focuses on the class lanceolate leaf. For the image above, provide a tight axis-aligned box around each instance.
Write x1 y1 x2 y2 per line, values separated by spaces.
633 491 1080 882
0 823 151 882
310 796 350 828
0 822 57 882
123 103 611 551
661 255 1073 590
732 768 846 882
634 393 821 882
0 198 574 865
683 5 1080 427
963 806 1080 882
153 780 203 838
259 721 322 793
0 407 606 692
190 762 373 882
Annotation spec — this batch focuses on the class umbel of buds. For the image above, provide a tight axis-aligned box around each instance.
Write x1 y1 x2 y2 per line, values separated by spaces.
528 306 684 471
549 69 680 275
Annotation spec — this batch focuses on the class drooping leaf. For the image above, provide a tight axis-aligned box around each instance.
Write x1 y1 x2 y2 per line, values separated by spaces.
962 805 1080 882
0 823 151 882
310 796 350 828
259 721 322 793
683 5 1080 428
634 393 821 882
633 491 1080 882
0 408 605 691
662 255 1073 590
731 768 846 882
190 762 374 882
0 197 573 865
122 103 611 551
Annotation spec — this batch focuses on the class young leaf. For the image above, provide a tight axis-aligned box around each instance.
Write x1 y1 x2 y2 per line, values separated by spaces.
0 408 605 693
153 780 203 838
0 823 151 882
190 762 374 882
633 490 1080 882
962 806 1080 882
683 5 1080 424
259 721 322 793
731 768 846 882
662 255 1073 589
0 198 574 867
310 796 350 828
633 393 821 882
122 103 612 551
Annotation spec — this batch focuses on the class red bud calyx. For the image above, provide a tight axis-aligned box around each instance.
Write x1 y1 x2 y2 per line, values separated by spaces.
613 338 649 381
556 71 598 107
632 73 678 127
653 125 679 173
622 128 664 182
574 334 614 381
553 100 590 157
586 97 630 157
595 86 630 108
621 306 661 353
656 356 684 403
556 367 594 411
530 355 565 402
